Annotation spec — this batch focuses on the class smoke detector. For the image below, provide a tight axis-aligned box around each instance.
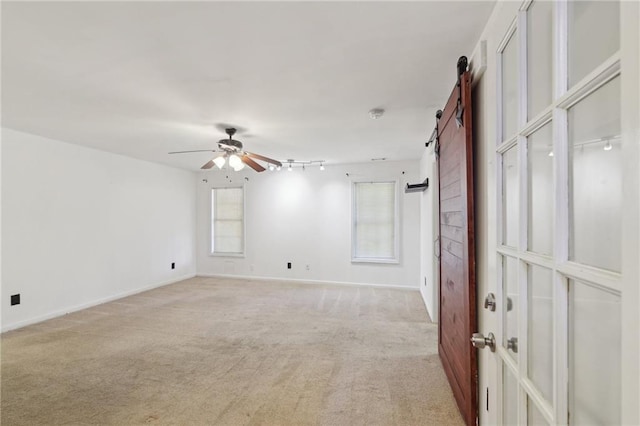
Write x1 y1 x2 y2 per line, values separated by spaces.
369 108 385 119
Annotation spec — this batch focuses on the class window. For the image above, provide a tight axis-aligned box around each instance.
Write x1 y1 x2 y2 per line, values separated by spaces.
352 181 398 263
211 187 244 256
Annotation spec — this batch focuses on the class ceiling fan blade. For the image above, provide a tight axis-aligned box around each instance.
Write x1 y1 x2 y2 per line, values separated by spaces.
168 149 217 154
245 151 282 167
241 155 266 172
201 160 215 169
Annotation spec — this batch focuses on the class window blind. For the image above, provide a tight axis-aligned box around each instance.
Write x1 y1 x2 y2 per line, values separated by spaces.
353 181 397 261
212 187 244 254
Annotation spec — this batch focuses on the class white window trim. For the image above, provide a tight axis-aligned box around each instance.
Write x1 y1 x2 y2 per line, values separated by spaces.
210 185 246 258
350 179 400 264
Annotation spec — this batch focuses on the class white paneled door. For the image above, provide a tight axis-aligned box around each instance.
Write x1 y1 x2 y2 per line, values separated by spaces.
475 1 638 425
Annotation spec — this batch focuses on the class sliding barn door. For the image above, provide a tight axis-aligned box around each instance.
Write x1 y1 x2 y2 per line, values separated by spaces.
437 59 477 426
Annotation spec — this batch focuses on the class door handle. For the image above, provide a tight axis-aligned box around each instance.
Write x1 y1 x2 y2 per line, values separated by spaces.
507 337 518 353
471 332 496 352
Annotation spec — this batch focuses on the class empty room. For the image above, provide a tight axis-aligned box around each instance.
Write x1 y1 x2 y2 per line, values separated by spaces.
1 1 639 425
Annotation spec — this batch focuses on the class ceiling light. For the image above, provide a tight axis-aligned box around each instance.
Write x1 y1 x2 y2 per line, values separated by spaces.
288 163 293 172
276 165 282 171
229 154 244 171
213 156 226 169
369 108 385 119
604 140 613 151
320 163 325 171
268 164 275 171
548 150 554 157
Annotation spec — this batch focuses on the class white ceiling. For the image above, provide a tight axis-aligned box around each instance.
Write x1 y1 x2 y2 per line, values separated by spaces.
2 1 494 171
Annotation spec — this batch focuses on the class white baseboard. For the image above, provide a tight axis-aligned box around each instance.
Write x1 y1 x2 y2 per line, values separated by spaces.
197 273 419 292
419 284 437 323
1 273 196 333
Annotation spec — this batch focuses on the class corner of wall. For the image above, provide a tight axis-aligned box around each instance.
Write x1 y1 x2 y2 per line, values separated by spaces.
419 147 438 322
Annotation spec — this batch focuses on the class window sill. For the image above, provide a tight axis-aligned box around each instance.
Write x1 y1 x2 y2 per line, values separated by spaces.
351 257 399 265
209 252 245 258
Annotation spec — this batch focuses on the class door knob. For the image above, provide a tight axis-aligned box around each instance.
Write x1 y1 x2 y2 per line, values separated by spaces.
471 332 496 352
507 337 518 353
484 293 496 311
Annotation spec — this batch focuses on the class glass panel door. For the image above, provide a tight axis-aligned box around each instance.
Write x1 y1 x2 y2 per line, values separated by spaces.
527 264 553 403
502 30 519 141
568 0 619 87
494 1 623 424
568 76 622 272
569 280 621 425
527 0 553 119
527 123 553 256
502 147 519 248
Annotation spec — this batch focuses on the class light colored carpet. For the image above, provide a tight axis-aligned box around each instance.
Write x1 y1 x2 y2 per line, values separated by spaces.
1 277 463 425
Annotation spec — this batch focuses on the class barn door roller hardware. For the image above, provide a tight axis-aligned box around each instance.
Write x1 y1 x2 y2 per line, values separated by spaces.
405 178 429 193
425 109 443 149
456 56 468 128
427 55 468 158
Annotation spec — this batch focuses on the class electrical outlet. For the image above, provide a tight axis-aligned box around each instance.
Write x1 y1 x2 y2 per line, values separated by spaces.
287 262 292 269
306 264 310 271
11 294 20 306
171 262 175 270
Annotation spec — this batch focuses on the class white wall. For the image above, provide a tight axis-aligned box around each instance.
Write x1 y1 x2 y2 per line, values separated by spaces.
0 126 3 333
196 160 421 289
1 128 197 331
419 148 438 321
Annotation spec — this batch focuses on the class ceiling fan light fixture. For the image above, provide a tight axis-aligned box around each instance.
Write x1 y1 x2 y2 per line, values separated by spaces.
229 154 244 171
213 156 226 169
228 154 241 168
320 163 325 171
171 127 279 173
268 164 275 171
288 163 293 172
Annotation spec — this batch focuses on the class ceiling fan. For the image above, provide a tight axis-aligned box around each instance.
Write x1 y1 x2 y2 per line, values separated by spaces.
169 128 282 172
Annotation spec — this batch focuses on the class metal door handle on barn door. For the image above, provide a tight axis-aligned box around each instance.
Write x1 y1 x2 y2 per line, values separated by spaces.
471 332 496 352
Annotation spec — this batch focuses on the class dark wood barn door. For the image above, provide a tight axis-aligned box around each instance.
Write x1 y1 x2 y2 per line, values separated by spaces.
437 59 477 426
